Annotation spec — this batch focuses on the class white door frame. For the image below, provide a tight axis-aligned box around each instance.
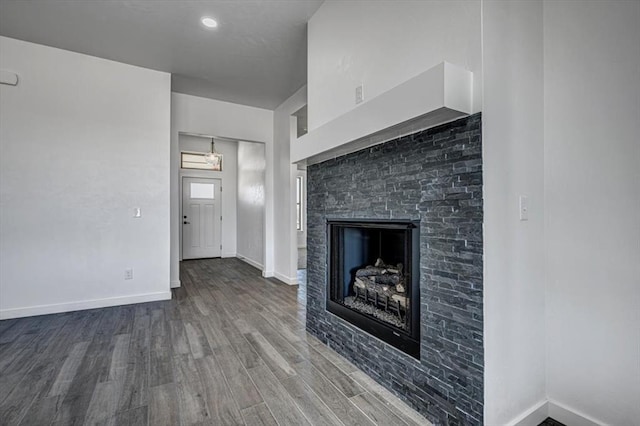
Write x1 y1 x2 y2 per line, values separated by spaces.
179 175 223 260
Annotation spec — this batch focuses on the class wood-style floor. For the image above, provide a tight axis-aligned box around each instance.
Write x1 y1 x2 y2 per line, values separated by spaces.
0 258 431 426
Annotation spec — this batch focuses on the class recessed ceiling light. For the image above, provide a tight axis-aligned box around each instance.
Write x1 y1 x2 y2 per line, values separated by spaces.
201 17 218 29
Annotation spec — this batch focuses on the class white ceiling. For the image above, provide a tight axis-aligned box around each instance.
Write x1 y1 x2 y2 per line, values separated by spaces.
0 0 323 109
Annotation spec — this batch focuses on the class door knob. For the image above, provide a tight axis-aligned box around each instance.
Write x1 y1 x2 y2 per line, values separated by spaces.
183 221 190 224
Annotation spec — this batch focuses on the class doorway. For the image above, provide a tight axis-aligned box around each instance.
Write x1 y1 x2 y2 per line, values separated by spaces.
182 177 222 259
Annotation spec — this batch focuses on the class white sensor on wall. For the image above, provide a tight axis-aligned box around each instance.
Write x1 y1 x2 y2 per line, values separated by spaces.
0 70 19 86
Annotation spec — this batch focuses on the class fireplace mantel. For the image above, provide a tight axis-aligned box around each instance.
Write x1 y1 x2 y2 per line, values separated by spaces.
291 61 473 165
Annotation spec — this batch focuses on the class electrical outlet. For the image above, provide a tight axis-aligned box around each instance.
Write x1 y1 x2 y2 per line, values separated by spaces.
124 268 134 280
519 195 529 221
133 207 141 218
355 85 364 104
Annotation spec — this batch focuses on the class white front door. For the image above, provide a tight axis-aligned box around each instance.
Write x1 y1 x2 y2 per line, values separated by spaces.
182 177 222 259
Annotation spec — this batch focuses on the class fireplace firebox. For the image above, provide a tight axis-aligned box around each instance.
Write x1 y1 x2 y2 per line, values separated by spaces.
327 219 420 358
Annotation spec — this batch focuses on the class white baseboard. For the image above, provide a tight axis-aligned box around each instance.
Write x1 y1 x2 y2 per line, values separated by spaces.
274 271 298 285
506 398 604 426
221 252 236 258
170 280 181 288
236 254 264 271
548 400 603 426
262 270 274 278
508 400 549 426
0 291 172 320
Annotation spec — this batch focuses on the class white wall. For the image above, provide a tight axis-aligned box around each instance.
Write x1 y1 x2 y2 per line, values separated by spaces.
482 2 547 424
179 135 238 258
171 93 273 285
237 142 265 268
0 37 171 318
544 1 640 424
274 86 307 284
307 0 481 131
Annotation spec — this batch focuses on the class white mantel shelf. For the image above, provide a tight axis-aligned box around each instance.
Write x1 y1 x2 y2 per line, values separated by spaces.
292 62 474 165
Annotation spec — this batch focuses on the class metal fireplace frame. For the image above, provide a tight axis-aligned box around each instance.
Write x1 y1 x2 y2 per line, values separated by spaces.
326 218 421 359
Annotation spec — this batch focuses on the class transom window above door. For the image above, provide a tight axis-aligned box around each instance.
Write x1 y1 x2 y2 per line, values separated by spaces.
181 151 223 171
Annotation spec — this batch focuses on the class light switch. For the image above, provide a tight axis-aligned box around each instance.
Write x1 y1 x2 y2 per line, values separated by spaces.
519 196 529 221
133 207 141 218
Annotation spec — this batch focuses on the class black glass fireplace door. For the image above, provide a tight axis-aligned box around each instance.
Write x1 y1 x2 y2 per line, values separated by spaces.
327 219 420 358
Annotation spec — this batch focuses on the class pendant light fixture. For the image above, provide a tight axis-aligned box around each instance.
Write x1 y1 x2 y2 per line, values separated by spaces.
204 137 222 169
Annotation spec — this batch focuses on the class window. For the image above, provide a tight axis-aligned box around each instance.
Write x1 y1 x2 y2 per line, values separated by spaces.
296 176 303 230
190 182 215 199
181 152 223 171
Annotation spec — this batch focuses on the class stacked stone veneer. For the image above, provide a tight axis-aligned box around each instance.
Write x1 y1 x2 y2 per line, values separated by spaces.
306 114 483 425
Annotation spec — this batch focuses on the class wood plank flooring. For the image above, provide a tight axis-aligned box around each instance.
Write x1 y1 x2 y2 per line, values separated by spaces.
0 258 432 426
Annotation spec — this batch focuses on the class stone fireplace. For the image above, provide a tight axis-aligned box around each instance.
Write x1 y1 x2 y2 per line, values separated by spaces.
306 114 483 425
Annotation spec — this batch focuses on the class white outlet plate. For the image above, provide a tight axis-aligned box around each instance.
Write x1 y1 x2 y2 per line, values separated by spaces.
124 268 134 280
133 207 141 218
355 85 364 104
